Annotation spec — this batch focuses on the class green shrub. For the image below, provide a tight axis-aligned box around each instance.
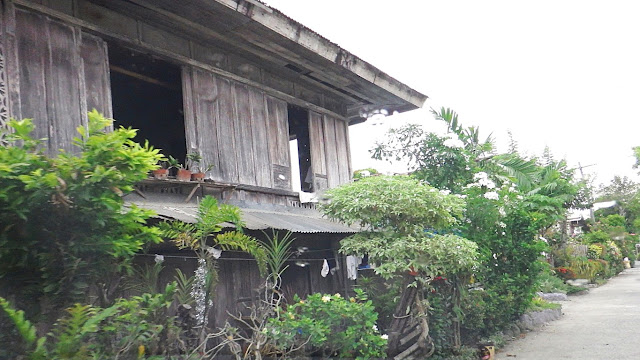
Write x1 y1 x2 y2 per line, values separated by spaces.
267 290 387 359
0 112 163 318
538 267 571 292
553 267 576 281
529 297 561 311
587 244 604 259
1 284 182 358
602 214 626 228
584 230 610 244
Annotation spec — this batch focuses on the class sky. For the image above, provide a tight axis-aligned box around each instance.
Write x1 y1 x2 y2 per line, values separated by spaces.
264 0 640 186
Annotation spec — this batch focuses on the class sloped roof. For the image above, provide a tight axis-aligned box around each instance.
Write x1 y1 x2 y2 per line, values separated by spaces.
124 194 358 234
114 0 427 122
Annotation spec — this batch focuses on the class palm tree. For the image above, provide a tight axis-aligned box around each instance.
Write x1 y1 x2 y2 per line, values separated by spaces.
159 196 266 348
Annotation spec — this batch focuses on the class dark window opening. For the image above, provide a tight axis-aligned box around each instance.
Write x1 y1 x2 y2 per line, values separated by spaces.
108 43 186 163
288 105 313 192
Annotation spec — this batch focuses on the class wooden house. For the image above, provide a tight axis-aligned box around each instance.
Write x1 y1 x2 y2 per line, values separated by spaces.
0 0 427 325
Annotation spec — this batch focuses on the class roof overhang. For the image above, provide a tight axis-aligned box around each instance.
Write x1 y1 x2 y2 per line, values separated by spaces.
124 194 359 234
102 0 427 123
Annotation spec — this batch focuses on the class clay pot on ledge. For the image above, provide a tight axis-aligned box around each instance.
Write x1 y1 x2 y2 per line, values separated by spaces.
191 172 206 181
176 168 192 182
152 168 169 180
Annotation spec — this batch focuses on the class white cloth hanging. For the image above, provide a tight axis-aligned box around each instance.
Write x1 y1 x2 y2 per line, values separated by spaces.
346 255 362 280
321 259 329 277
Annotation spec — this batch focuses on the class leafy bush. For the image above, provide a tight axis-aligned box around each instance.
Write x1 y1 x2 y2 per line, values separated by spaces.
602 214 626 228
536 266 571 292
462 189 547 333
0 112 162 318
584 230 610 244
1 284 184 359
554 267 576 281
267 291 387 359
587 244 604 259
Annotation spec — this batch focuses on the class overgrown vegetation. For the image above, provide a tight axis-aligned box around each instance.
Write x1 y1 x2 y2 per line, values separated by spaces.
0 111 162 324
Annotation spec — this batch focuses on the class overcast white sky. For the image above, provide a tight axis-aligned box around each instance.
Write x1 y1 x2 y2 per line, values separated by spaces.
265 0 640 186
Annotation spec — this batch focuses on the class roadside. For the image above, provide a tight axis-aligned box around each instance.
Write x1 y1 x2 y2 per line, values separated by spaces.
495 264 640 359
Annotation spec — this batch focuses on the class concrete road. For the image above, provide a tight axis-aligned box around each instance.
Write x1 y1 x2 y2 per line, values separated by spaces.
496 265 640 360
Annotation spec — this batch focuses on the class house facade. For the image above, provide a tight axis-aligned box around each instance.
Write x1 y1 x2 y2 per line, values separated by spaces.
0 0 427 325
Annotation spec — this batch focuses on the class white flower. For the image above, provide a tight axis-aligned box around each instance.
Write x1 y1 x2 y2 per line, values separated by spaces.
440 189 451 195
443 137 464 149
372 325 378 332
484 191 499 200
498 207 506 217
381 334 389 340
473 172 488 180
206 247 222 259
498 222 507 228
334 293 341 298
154 254 164 264
492 253 498 260
321 295 331 302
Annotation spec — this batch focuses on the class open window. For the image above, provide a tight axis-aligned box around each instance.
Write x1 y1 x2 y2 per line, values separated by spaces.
108 43 186 162
288 105 313 192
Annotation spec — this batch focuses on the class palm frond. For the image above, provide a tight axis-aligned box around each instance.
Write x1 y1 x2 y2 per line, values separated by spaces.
215 231 267 275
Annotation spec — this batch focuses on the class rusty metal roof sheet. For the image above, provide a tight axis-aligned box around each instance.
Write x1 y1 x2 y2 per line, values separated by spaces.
125 195 358 234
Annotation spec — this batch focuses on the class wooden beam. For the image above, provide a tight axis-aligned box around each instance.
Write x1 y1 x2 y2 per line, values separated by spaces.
109 64 179 90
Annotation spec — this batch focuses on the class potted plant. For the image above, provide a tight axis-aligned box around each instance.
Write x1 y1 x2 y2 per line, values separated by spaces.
186 152 212 181
152 158 170 180
172 155 191 182
152 155 180 180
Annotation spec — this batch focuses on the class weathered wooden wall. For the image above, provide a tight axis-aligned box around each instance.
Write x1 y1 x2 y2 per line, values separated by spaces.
0 2 10 145
8 2 352 191
309 111 352 190
148 232 353 330
6 5 112 154
183 67 293 189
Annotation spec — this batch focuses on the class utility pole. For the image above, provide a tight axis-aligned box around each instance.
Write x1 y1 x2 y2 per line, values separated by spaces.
577 162 597 223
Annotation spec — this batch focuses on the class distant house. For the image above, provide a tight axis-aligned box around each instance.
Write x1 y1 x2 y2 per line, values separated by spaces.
0 0 427 325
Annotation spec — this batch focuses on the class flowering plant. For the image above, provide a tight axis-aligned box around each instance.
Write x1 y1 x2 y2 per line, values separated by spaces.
266 289 387 359
554 266 576 280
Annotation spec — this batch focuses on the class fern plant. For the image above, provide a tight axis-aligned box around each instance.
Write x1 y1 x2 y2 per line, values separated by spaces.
0 297 48 360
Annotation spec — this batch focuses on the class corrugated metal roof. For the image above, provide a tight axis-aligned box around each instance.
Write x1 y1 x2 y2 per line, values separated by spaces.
125 196 358 234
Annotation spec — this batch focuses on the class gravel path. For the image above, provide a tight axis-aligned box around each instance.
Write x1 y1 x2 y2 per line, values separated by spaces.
496 265 640 360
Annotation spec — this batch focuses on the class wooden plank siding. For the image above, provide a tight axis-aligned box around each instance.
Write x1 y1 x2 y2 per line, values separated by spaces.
4 1 22 122
79 33 112 118
13 7 110 154
215 76 240 183
315 114 352 189
10 4 352 195
308 111 328 191
265 95 291 190
322 114 340 188
0 3 9 138
184 67 291 190
232 83 257 185
185 67 222 180
334 118 352 184
248 87 272 188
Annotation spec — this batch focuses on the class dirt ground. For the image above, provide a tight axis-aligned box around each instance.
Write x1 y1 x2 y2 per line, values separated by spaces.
495 264 640 359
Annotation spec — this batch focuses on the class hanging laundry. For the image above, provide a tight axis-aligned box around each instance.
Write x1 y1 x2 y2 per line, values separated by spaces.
346 255 362 280
321 259 330 277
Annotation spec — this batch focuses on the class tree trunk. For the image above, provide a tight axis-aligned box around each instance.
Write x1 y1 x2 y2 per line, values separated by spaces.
387 275 434 359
